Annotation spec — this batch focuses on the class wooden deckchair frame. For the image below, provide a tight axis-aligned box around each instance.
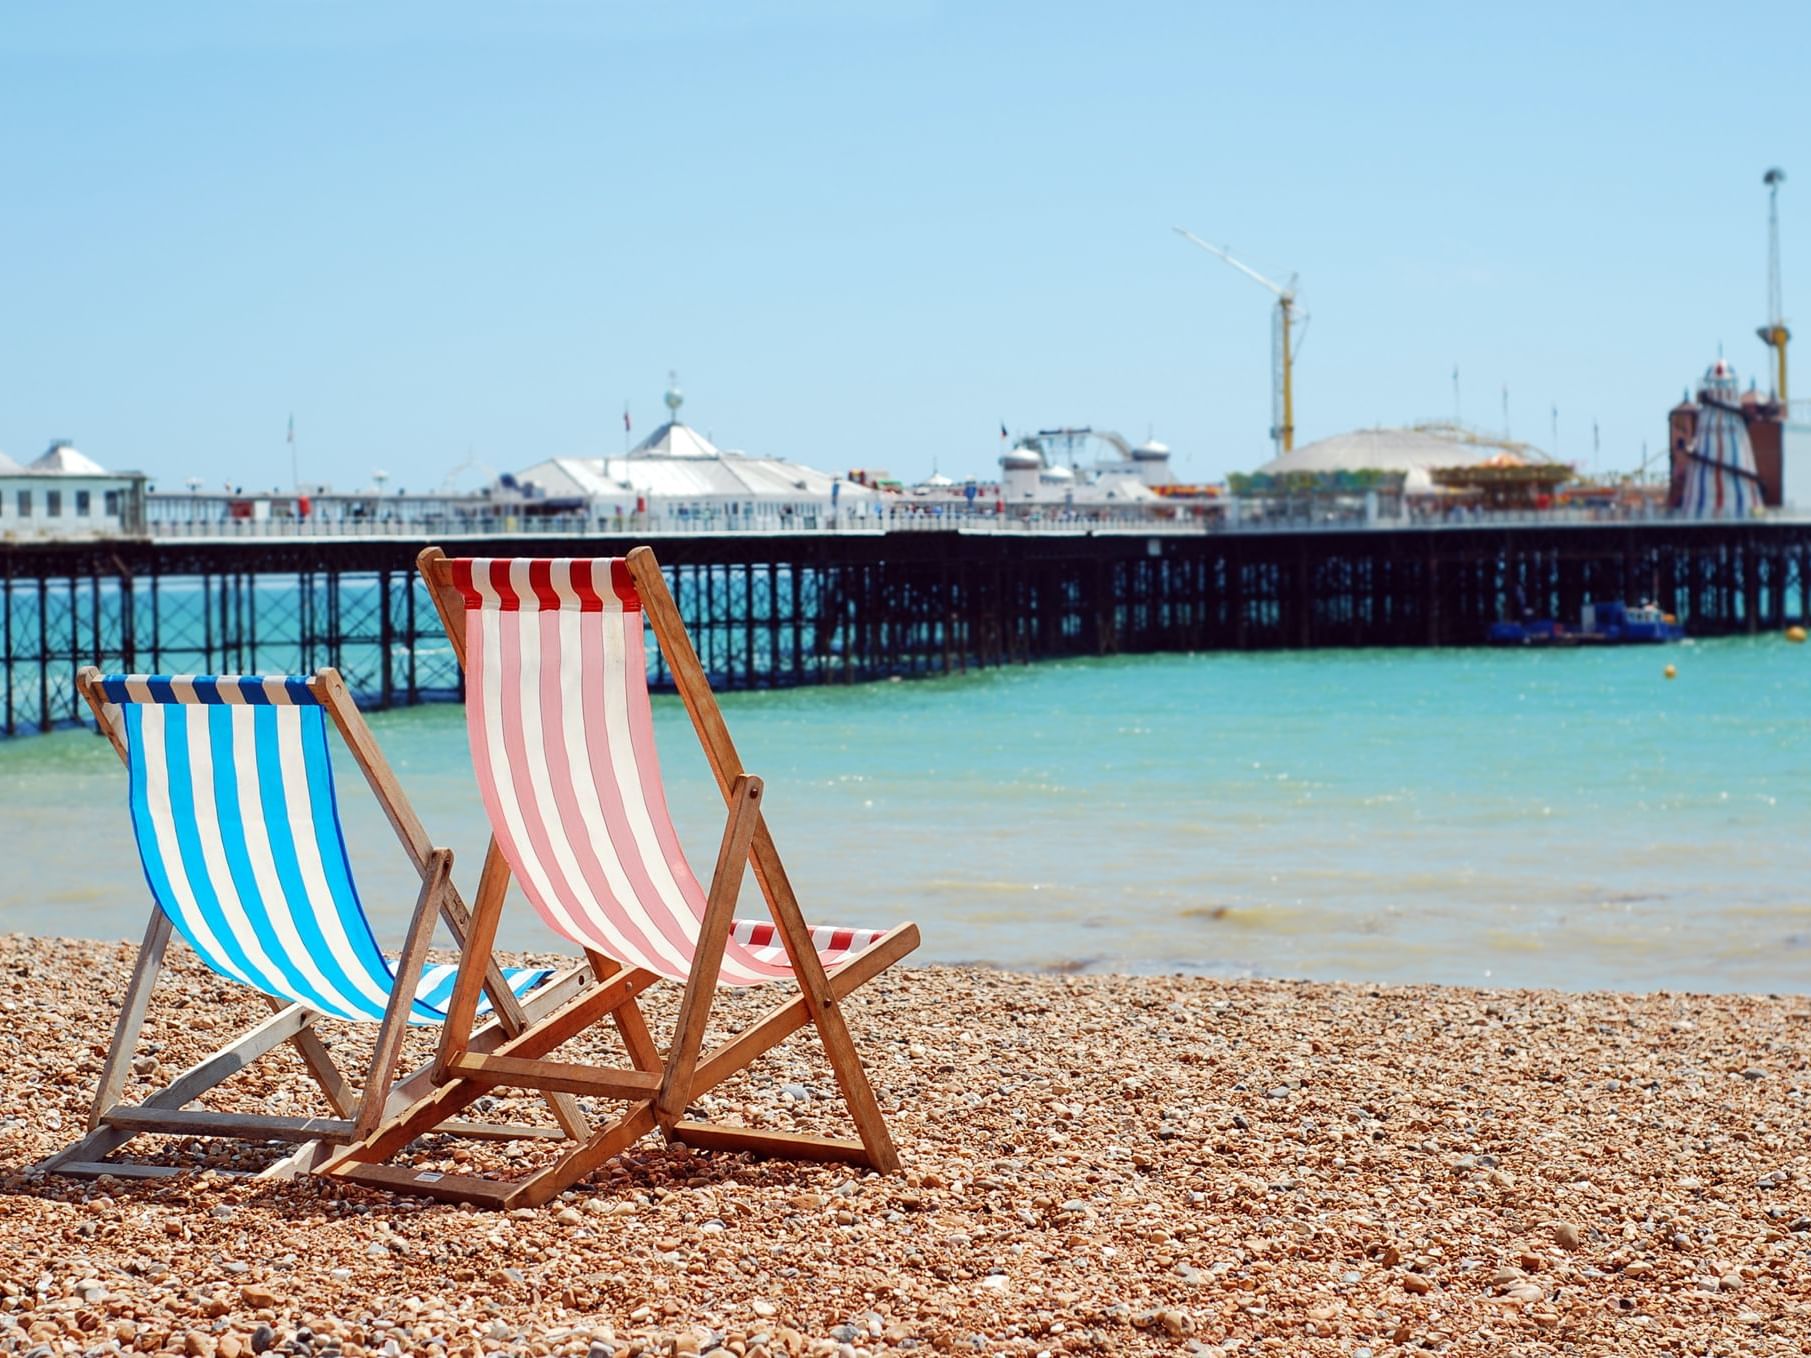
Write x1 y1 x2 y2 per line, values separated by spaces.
325 546 919 1209
36 666 592 1182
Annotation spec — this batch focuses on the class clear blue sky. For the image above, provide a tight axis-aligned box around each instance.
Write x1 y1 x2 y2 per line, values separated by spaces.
3 1 1806 492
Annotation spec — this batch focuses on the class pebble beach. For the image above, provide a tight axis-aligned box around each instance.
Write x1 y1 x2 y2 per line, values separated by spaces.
3 933 1809 1358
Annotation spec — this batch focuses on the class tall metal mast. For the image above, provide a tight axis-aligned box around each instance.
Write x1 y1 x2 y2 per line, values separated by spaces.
1174 226 1305 456
1758 168 1789 404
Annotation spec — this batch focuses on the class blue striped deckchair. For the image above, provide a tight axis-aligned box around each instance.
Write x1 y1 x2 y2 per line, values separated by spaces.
40 666 591 1182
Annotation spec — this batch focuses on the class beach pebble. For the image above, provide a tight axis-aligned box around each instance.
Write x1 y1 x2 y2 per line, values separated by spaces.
1157 1308 1192 1338
4 937 1811 1358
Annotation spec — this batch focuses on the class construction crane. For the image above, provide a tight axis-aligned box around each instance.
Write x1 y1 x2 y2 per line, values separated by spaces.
1174 226 1306 456
1758 167 1789 404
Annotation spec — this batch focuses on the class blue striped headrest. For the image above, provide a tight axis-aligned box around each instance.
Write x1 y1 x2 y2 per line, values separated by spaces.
97 674 319 707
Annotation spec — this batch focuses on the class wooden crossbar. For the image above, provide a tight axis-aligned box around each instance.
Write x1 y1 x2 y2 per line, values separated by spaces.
445 1054 661 1100
102 1108 357 1143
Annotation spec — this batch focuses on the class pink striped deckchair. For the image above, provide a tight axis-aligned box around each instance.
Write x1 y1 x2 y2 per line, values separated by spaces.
329 546 919 1208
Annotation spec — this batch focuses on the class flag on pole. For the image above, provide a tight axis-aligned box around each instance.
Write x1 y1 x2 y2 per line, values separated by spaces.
623 408 632 433
999 422 1008 440
287 414 295 444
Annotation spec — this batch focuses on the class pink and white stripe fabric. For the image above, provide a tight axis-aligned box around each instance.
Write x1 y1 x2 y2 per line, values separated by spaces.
455 557 890 987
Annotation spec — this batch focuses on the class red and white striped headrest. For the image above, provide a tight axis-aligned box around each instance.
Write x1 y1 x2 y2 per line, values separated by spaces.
451 558 640 613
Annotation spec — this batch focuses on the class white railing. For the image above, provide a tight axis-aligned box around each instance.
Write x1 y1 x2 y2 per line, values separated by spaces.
145 509 1216 541
131 501 1811 543
1224 504 1811 533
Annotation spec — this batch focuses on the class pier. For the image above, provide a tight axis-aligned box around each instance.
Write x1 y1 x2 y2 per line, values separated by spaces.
2 517 1809 737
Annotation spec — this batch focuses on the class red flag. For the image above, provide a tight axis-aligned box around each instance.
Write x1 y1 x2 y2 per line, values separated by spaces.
623 409 632 433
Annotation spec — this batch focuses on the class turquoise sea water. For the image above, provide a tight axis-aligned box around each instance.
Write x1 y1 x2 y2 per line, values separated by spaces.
2 641 1806 994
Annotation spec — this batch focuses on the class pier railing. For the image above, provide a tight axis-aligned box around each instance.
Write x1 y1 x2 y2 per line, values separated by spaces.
144 509 1214 541
139 502 1811 542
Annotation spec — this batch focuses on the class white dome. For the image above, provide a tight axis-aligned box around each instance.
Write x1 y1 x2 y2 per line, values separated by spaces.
1253 425 1544 495
1000 447 1042 471
1039 463 1076 483
30 440 107 475
921 471 955 488
1132 440 1171 461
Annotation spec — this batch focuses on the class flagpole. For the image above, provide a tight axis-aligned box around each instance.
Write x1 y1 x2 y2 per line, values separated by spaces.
288 413 297 492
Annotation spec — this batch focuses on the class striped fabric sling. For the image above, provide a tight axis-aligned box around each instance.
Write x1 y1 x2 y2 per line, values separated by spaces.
99 673 550 1024
453 557 890 984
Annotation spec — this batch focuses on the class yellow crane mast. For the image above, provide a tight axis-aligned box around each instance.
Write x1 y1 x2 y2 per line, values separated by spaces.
1174 226 1307 455
1758 167 1789 404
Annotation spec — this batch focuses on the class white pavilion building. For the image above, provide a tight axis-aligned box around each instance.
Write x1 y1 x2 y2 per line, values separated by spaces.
502 384 877 530
0 440 147 540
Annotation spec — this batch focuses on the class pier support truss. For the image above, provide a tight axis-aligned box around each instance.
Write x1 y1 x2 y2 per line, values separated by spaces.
2 523 1808 737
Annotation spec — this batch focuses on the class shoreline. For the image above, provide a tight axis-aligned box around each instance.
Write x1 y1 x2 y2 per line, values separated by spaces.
3 933 1808 1356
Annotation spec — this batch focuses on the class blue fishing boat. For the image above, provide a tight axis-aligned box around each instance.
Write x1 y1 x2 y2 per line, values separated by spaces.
1488 601 1683 646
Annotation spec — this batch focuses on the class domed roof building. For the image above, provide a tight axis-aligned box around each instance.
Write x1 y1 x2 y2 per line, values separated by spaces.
503 382 875 522
1253 423 1553 496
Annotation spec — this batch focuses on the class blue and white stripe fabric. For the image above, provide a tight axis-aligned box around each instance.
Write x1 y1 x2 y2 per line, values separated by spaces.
102 674 550 1026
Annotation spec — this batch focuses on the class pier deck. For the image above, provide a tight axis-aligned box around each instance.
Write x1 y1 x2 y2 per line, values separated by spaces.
2 519 1807 737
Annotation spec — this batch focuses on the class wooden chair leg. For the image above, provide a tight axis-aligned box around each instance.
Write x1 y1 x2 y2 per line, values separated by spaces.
432 841 592 1142
435 839 512 1078
87 909 172 1131
750 829 901 1174
586 952 677 1145
275 997 359 1117
656 776 762 1124
354 849 452 1141
588 953 665 1072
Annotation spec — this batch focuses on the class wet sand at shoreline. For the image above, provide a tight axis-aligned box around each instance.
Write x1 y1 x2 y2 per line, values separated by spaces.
3 933 1809 1357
